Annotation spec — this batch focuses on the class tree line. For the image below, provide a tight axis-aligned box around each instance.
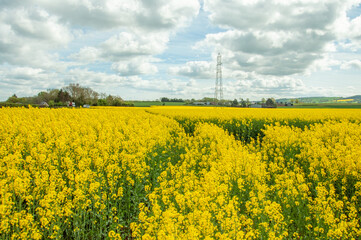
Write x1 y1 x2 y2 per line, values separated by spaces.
158 96 278 107
4 83 133 107
160 97 184 102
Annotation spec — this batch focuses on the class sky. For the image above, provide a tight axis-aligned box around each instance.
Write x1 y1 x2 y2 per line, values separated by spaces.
0 0 361 101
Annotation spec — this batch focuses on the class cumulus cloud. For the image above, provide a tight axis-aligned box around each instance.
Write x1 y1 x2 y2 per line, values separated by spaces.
0 0 202 100
0 66 63 98
169 61 214 79
340 59 361 69
99 32 169 61
67 0 200 76
0 6 73 68
199 0 361 77
0 0 201 66
33 0 200 31
348 15 361 40
70 31 169 63
4 67 45 81
71 31 167 76
70 47 101 63
223 75 348 100
1 0 361 101
338 15 361 50
204 0 348 31
32 0 140 30
111 57 159 76
198 29 334 76
62 68 197 97
226 73 306 97
67 68 127 87
126 77 196 94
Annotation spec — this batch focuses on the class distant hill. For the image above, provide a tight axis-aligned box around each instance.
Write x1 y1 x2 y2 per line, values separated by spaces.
277 95 361 104
276 97 341 104
343 95 361 101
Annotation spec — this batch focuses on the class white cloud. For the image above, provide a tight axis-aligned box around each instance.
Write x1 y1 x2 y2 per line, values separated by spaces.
67 68 127 87
199 0 361 77
169 61 213 79
0 7 73 69
35 0 140 30
4 67 45 81
0 66 63 98
0 0 202 100
340 59 361 69
1 0 361 101
31 0 200 31
230 74 305 94
204 0 353 31
198 29 335 75
68 1 200 76
0 0 201 65
71 31 167 75
65 69 196 96
69 28 170 66
99 32 169 61
112 57 159 76
3 8 71 45
70 47 101 63
348 16 361 40
224 74 349 100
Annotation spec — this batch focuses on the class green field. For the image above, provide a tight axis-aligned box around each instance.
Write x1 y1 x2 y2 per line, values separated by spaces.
131 101 186 107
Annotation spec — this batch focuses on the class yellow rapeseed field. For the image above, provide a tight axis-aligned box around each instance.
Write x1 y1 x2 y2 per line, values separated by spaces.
1 106 361 239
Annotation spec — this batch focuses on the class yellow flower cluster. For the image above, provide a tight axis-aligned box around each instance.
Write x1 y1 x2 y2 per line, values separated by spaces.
147 106 361 142
133 123 276 239
258 120 361 239
147 106 361 121
1 106 361 239
0 107 181 239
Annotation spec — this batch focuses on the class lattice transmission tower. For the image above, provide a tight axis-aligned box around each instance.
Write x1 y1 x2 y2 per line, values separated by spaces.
214 53 223 104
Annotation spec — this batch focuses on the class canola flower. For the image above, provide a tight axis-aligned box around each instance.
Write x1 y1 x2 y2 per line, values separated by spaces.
147 106 361 142
1 106 361 239
0 107 182 239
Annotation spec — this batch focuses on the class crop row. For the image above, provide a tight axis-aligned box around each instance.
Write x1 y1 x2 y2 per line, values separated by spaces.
1 107 361 239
